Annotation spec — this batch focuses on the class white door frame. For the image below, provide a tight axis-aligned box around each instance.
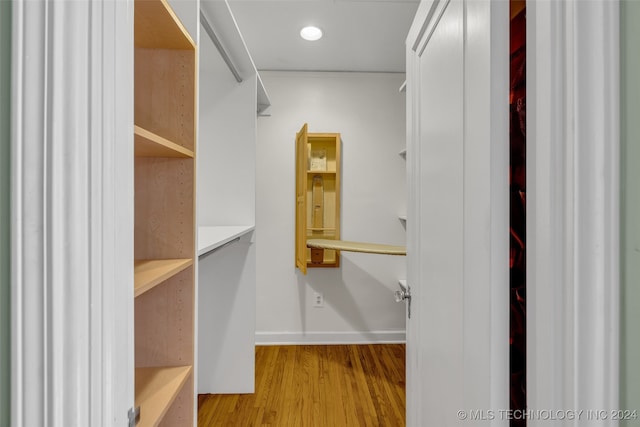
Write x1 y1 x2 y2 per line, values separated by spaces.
528 0 619 423
407 0 620 425
11 1 134 425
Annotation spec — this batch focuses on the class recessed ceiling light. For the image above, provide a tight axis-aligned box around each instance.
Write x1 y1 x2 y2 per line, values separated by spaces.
300 26 323 41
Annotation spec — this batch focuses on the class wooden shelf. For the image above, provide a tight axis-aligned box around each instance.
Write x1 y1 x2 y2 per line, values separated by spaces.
135 126 194 158
306 170 336 174
135 365 192 427
198 225 255 256
134 259 193 297
134 0 195 50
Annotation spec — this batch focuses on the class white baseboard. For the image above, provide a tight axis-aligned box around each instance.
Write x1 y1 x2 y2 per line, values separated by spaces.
255 330 406 345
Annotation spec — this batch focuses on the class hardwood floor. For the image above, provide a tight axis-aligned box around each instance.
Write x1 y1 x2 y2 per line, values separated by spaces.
198 344 406 426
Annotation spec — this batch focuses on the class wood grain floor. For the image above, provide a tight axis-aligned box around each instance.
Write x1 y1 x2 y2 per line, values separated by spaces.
198 344 406 427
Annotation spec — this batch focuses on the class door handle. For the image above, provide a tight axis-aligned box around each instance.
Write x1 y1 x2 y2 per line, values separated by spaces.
128 406 140 426
394 281 411 318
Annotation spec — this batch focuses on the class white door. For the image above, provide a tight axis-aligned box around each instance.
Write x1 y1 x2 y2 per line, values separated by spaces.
405 1 509 425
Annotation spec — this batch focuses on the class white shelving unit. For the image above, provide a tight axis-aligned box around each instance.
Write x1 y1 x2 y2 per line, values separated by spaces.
198 225 255 256
197 0 270 394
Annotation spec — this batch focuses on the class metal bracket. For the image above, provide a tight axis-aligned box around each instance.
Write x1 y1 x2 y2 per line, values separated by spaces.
128 407 140 427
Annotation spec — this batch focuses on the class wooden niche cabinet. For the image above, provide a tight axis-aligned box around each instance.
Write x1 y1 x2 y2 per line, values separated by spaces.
133 0 196 425
295 123 341 274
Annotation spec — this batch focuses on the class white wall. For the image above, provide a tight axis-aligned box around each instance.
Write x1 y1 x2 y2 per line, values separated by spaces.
256 71 407 343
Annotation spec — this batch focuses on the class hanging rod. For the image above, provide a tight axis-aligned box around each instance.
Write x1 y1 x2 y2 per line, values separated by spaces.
199 10 243 83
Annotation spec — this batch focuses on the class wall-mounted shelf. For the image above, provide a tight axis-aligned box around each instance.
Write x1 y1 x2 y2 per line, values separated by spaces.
295 124 342 274
134 365 192 427
198 225 255 256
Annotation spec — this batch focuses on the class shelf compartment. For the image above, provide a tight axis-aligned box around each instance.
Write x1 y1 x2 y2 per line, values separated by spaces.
135 365 192 427
135 126 194 158
135 267 194 367
134 0 195 50
134 258 193 297
135 157 194 260
135 48 195 152
306 134 339 172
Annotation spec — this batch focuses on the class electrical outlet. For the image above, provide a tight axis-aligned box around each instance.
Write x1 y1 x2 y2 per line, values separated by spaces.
313 292 324 308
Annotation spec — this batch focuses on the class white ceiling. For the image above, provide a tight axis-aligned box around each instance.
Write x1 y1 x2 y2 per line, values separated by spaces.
225 0 420 73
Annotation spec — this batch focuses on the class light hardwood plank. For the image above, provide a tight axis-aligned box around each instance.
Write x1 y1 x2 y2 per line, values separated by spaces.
134 258 193 297
135 365 192 427
198 344 406 426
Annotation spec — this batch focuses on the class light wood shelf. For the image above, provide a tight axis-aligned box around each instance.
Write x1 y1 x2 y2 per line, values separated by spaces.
306 170 337 174
134 259 193 297
135 365 192 427
134 0 194 50
135 126 194 158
